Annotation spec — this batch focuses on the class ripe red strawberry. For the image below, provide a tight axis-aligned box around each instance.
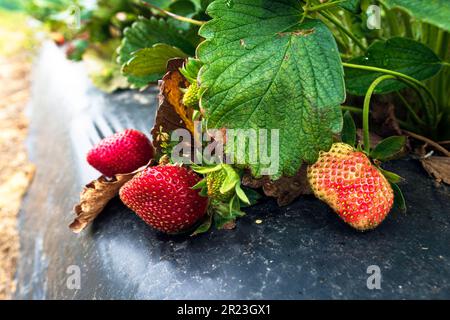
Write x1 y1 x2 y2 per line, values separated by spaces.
307 143 394 231
119 165 208 233
87 129 154 177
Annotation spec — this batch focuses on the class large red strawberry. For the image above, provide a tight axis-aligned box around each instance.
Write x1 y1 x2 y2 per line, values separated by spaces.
307 143 394 231
87 129 154 177
119 165 208 233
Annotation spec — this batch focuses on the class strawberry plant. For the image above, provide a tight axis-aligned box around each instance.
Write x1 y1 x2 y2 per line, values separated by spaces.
67 0 449 234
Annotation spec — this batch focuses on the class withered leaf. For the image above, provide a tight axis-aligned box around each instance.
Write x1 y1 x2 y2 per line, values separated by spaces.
222 220 236 230
242 165 312 206
151 58 194 154
421 156 450 185
70 173 136 233
70 160 154 233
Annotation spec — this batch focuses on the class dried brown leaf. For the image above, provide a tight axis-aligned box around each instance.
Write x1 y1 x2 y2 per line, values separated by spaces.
222 220 236 230
70 172 136 233
242 165 312 206
151 58 194 154
420 156 450 185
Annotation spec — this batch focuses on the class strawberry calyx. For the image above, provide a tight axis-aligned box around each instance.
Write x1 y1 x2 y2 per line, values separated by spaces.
179 58 203 110
179 58 203 83
190 163 260 234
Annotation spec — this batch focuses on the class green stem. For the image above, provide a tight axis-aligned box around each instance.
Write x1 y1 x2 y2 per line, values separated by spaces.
142 1 205 26
382 4 401 37
341 105 363 113
363 75 396 153
342 62 438 125
307 0 346 12
319 11 367 52
421 22 429 45
434 29 444 56
401 11 413 38
300 0 311 23
395 92 426 126
335 26 351 51
343 63 420 86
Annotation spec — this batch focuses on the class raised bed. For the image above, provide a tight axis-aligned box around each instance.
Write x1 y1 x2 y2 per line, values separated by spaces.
14 43 450 299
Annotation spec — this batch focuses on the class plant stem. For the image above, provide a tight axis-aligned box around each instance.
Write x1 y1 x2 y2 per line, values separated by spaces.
342 63 421 87
342 62 438 125
307 0 346 13
319 11 367 52
381 3 401 37
403 130 450 157
400 11 413 38
142 1 205 26
434 29 444 55
300 0 311 23
341 105 363 113
363 75 396 153
395 92 426 126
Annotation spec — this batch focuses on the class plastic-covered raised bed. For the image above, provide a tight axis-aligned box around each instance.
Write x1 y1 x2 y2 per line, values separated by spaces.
14 43 450 300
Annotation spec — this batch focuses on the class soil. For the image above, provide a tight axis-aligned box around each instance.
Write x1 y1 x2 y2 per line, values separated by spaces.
0 51 35 299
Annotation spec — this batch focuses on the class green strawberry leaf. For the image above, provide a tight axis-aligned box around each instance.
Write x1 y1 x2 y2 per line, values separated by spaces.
67 39 89 62
339 0 361 13
235 183 250 205
370 135 406 161
239 187 261 207
142 0 174 9
191 164 222 174
341 111 356 147
168 0 200 31
122 44 188 77
220 165 240 194
345 37 442 96
229 194 241 213
118 17 197 88
379 168 404 184
212 197 244 229
198 0 345 178
213 214 234 229
199 185 208 197
191 211 213 235
384 0 450 32
391 182 407 213
191 178 207 190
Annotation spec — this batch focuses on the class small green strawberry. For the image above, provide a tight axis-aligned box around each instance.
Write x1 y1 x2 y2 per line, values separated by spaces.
191 164 260 233
206 169 234 202
182 81 200 108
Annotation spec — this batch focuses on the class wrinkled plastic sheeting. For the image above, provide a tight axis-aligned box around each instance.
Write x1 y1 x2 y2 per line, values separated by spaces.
15 42 450 299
